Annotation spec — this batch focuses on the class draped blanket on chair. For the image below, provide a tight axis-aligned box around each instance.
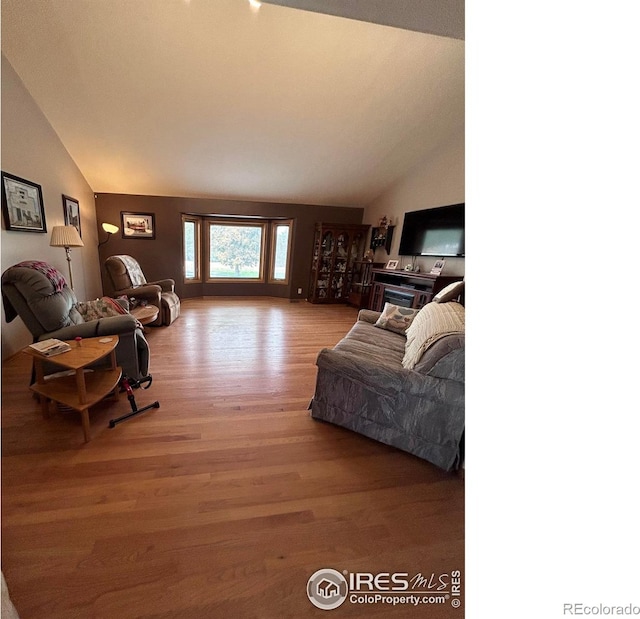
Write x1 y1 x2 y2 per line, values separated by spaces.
15 261 67 292
2 261 68 323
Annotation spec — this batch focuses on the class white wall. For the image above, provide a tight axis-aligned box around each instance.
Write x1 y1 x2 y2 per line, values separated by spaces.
363 124 465 276
1 54 102 359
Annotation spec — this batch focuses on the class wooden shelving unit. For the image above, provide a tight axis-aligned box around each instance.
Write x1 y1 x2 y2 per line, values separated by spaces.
370 225 394 254
308 223 370 303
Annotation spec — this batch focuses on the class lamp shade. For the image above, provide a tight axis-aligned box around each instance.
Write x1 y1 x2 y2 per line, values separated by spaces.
102 222 119 234
50 225 84 248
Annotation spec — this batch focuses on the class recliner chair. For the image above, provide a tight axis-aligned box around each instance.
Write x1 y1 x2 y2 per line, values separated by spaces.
104 255 180 326
2 261 150 381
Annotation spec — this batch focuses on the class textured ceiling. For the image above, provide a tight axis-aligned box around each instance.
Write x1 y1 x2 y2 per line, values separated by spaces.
1 0 464 206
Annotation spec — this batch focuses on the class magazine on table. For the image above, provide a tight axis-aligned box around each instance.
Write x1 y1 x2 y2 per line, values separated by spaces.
28 338 71 357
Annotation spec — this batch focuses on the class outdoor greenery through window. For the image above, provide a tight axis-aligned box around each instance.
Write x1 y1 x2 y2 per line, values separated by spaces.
270 223 291 283
182 216 292 284
183 216 200 281
208 223 264 280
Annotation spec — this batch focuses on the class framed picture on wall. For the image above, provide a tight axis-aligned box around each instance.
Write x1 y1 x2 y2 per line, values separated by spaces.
62 195 81 238
1 171 47 233
121 211 155 239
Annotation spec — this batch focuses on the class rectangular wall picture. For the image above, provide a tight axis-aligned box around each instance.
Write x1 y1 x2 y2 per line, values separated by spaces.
1 171 47 233
121 212 155 239
62 195 81 237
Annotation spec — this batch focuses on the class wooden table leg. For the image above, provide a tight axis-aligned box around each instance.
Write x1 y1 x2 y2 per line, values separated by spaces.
33 359 50 419
80 409 91 443
75 368 88 404
108 352 120 402
75 369 90 441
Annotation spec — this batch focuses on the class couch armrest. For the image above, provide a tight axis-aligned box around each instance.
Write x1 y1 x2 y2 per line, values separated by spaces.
42 314 140 340
399 349 465 403
148 278 175 293
357 309 381 324
427 347 465 382
115 284 162 302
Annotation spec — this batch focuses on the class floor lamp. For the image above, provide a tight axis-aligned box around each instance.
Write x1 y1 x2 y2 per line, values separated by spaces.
50 225 84 290
98 222 119 248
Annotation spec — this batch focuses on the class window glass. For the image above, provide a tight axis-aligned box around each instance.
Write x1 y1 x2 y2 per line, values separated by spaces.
182 216 201 282
271 223 291 282
184 220 196 278
209 223 264 280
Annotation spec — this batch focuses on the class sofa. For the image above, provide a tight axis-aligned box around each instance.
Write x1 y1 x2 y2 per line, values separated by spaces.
310 284 465 471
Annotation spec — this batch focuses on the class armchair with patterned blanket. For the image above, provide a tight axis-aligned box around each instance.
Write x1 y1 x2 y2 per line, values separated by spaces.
104 254 180 326
2 261 150 381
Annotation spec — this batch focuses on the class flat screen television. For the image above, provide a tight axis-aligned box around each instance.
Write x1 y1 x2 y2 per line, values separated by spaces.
398 203 465 257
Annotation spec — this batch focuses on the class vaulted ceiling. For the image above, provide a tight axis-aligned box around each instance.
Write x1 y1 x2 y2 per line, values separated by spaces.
1 0 464 207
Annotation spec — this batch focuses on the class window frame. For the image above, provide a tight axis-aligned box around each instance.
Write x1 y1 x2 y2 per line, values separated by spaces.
268 219 294 285
182 214 202 284
204 219 268 283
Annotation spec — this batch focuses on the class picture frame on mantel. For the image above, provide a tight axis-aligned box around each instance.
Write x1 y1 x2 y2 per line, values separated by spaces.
1 171 47 233
385 259 399 270
62 194 81 238
121 211 155 239
430 260 446 275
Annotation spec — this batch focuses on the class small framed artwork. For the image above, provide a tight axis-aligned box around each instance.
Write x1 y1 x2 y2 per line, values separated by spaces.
62 195 81 237
385 259 399 270
1 171 47 233
121 212 155 239
430 259 446 275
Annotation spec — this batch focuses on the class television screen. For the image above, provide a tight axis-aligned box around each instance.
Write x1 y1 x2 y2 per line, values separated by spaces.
398 203 465 257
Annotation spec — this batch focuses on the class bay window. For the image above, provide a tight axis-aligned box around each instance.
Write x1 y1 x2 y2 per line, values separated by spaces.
183 216 293 286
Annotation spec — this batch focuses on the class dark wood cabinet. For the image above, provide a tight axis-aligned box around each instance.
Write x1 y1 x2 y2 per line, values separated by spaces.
308 223 370 303
369 269 463 311
347 261 385 309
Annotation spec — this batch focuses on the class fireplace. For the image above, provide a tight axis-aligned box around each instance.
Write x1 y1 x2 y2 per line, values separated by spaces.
369 269 461 312
383 288 415 308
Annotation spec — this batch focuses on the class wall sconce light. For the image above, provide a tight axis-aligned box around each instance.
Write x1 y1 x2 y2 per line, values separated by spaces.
98 222 119 248
50 225 84 290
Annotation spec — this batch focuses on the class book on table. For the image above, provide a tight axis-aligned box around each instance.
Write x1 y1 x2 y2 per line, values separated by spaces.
28 338 72 357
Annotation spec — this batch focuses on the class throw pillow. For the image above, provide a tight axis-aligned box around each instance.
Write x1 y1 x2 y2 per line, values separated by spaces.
403 301 465 370
374 302 420 335
433 280 464 303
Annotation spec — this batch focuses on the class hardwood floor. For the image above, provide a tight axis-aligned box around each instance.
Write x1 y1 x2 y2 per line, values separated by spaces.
1 298 464 618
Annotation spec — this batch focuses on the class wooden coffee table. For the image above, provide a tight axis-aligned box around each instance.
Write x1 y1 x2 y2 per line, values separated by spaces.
24 336 122 442
131 305 159 326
